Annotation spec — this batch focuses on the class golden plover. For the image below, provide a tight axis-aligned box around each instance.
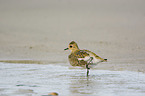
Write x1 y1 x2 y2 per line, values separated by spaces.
64 41 107 76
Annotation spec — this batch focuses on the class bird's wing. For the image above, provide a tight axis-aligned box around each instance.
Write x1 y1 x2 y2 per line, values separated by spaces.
84 50 105 61
74 50 90 61
74 50 89 58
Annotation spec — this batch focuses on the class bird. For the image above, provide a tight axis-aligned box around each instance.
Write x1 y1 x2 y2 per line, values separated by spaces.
64 41 107 76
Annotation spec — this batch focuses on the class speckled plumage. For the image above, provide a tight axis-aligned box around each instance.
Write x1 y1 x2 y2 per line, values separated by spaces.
68 50 88 66
65 41 107 67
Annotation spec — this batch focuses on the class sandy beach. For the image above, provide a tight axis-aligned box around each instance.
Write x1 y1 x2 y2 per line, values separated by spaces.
0 0 145 72
0 1 145 95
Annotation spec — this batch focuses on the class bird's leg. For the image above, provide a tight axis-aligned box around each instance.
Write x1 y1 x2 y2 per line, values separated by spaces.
86 57 93 76
87 57 93 64
86 64 90 76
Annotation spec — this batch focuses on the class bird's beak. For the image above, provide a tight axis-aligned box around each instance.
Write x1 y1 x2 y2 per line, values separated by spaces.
64 48 69 50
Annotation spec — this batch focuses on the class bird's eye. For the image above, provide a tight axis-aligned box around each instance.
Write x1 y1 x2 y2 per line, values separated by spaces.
70 46 72 48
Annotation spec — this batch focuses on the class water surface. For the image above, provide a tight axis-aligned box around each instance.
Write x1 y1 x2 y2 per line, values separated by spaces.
0 62 145 96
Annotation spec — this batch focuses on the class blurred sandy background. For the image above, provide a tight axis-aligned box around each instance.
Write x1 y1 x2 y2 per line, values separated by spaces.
0 0 145 72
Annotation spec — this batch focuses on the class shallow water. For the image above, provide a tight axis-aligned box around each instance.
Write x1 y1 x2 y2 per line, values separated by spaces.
0 62 145 96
